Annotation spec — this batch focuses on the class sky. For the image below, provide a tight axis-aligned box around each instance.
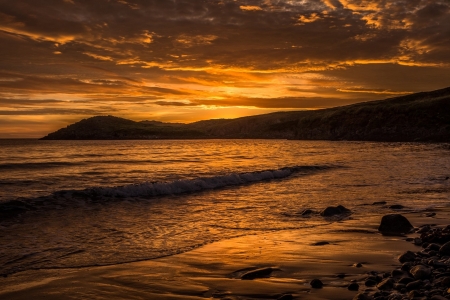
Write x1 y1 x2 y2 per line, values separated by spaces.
1 0 450 137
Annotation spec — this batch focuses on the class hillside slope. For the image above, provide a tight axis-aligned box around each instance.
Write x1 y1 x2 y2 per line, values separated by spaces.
188 86 450 142
41 87 450 142
41 115 206 140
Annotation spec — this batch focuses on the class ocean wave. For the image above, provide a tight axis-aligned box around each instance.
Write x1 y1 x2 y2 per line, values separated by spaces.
85 165 330 198
0 165 333 217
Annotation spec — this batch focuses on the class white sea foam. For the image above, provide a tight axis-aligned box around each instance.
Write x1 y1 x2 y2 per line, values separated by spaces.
90 166 322 198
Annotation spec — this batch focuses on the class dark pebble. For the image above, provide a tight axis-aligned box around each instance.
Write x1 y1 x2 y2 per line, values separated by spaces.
365 279 378 287
277 294 294 300
430 296 448 300
301 209 313 216
310 278 323 289
401 262 413 272
389 205 405 209
353 293 373 300
348 282 360 291
398 277 414 284
406 280 423 291
241 267 274 280
377 278 395 290
399 251 416 263
312 241 330 246
391 269 405 277
439 241 450 256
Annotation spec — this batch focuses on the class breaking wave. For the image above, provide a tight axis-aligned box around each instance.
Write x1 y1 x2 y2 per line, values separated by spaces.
0 165 333 217
86 165 329 198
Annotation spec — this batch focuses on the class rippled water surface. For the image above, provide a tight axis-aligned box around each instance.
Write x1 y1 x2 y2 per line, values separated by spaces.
0 139 449 276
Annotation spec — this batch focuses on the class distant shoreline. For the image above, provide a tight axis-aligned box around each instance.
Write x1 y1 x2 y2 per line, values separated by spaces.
40 86 450 142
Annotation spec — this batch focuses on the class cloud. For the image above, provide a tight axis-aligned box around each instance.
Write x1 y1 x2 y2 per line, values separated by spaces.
0 0 450 137
240 6 263 11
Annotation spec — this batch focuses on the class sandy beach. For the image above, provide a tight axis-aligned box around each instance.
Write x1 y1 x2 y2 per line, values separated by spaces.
1 208 448 300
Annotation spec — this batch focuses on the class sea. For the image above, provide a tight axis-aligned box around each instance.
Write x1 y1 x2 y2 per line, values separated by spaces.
0 139 449 277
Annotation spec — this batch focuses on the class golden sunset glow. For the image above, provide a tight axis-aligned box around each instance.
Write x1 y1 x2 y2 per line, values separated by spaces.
1 0 450 137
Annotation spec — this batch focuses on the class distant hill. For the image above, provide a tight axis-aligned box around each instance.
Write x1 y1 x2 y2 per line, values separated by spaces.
41 115 206 140
41 87 450 142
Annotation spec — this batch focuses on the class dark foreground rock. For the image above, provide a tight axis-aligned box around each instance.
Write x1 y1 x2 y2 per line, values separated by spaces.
378 214 414 235
320 205 351 217
355 224 450 300
240 267 275 280
310 278 323 288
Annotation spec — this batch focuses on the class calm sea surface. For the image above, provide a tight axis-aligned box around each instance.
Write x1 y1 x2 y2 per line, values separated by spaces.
0 139 449 276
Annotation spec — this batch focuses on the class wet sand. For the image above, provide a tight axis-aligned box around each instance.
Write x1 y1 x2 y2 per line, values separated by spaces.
1 209 449 300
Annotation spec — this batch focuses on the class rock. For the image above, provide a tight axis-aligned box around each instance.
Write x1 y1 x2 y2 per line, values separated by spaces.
426 243 441 251
312 241 330 246
414 238 423 245
277 294 294 300
365 279 378 287
387 293 404 300
320 205 351 217
373 201 387 205
430 296 447 300
406 280 423 291
377 278 395 290
426 212 436 217
399 251 416 263
378 214 414 235
439 241 450 256
241 267 274 280
353 263 363 268
398 277 415 284
410 265 431 280
435 276 450 287
389 204 405 209
310 278 323 288
408 290 423 298
301 209 313 216
391 269 405 277
401 262 413 271
417 225 431 233
348 282 360 291
393 283 405 290
353 293 373 300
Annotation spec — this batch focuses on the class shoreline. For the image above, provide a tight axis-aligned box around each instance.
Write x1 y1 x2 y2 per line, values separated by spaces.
1 208 449 300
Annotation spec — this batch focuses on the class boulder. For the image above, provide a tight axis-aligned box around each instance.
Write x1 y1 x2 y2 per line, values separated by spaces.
320 205 351 217
378 214 414 235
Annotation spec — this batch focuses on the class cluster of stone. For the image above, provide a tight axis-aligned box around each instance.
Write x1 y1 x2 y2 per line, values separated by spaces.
354 224 450 300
